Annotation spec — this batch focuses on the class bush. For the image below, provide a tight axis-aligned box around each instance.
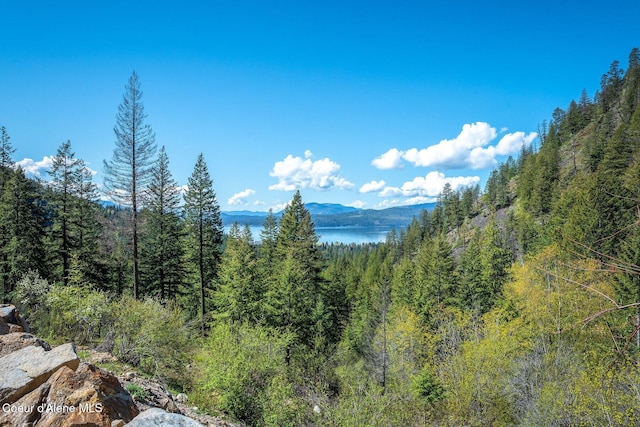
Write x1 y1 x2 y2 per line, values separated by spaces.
111 296 193 387
191 322 295 426
12 270 51 329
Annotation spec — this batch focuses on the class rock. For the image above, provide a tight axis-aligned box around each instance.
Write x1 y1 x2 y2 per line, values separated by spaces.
0 317 8 335
0 342 79 404
34 363 139 426
313 404 321 414
112 420 126 427
1 362 139 426
0 332 51 358
0 381 50 427
127 408 204 427
124 371 136 379
0 305 29 334
176 392 188 403
121 376 183 414
7 324 24 333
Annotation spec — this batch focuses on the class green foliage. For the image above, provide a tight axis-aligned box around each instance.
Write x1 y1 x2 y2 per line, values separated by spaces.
125 382 149 400
45 285 113 345
412 367 445 405
140 146 186 300
111 296 192 386
183 153 223 334
0 168 46 300
191 322 294 426
12 270 51 324
214 223 263 324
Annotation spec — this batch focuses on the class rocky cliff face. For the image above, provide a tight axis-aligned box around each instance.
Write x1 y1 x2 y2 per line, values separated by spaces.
0 305 205 427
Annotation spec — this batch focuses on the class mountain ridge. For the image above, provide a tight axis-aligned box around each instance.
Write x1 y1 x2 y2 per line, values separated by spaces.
222 202 436 228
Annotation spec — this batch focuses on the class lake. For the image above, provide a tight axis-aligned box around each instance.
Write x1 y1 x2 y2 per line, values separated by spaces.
224 225 396 244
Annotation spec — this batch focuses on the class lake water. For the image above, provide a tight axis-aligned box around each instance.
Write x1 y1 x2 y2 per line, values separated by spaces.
224 225 395 244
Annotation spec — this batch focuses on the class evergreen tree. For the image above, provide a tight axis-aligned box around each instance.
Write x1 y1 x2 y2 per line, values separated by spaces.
595 122 636 257
215 223 262 324
0 168 45 301
103 71 157 299
0 126 14 191
0 126 15 301
478 217 511 311
183 153 223 335
48 140 100 286
269 191 324 351
140 146 186 300
258 209 279 281
457 229 484 312
413 234 456 319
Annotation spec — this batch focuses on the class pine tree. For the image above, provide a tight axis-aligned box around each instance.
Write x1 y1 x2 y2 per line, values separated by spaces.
259 209 279 280
269 191 323 350
183 153 223 335
0 168 45 301
103 71 157 299
414 234 456 319
215 223 262 324
140 146 186 300
0 126 15 301
0 126 14 192
478 216 511 311
48 140 100 286
457 229 484 312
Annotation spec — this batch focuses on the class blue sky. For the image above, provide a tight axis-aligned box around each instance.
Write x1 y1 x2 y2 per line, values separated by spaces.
1 1 639 211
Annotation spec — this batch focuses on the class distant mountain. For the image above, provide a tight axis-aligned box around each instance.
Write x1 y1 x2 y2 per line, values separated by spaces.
304 203 360 216
222 202 435 228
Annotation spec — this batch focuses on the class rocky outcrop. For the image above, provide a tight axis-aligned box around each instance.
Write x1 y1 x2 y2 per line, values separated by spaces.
0 305 222 426
0 342 79 405
0 305 139 426
0 332 51 358
126 408 204 427
0 304 29 333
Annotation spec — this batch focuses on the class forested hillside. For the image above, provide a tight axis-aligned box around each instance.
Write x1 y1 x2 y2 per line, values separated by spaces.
1 48 640 426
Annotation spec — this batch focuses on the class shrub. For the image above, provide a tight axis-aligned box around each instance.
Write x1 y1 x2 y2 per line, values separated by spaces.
111 296 193 387
191 322 294 425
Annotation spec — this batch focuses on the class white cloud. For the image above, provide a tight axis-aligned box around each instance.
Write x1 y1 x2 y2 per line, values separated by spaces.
373 123 537 171
359 180 386 193
16 156 54 177
496 131 537 155
228 189 256 206
402 122 497 169
380 171 480 198
269 152 355 191
467 131 538 169
347 200 367 209
371 148 405 170
270 201 291 212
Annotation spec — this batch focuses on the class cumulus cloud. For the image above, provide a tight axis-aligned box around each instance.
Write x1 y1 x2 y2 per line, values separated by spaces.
228 189 256 206
348 200 367 209
371 148 405 170
379 171 480 198
402 122 497 169
359 180 386 193
467 131 538 169
372 122 537 171
16 156 54 177
269 151 355 191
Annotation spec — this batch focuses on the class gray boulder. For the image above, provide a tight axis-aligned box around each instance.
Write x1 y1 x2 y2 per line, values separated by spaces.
127 408 204 427
0 342 79 404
